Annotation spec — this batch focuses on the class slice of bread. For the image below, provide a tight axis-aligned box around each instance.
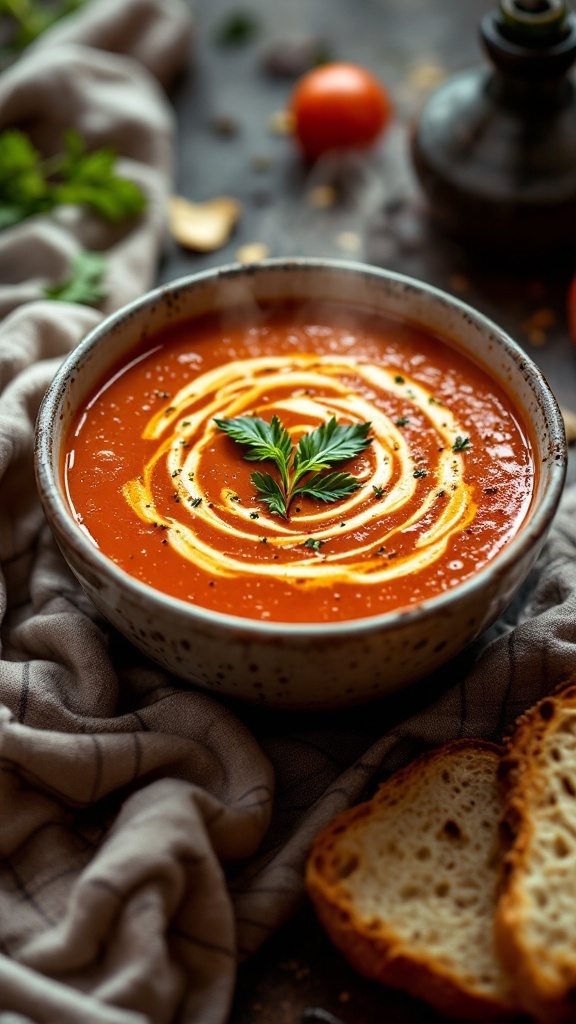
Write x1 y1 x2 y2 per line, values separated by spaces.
305 739 520 1021
495 680 576 1024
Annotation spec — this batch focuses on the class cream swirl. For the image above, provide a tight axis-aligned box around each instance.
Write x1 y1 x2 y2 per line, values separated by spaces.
123 355 477 589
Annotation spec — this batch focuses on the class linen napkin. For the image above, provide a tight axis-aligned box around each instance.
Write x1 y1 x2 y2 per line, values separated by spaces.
1 2 576 1023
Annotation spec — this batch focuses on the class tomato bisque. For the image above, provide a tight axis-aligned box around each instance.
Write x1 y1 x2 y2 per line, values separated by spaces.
63 302 536 624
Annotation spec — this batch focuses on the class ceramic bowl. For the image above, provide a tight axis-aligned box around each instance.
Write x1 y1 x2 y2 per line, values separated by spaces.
34 259 566 710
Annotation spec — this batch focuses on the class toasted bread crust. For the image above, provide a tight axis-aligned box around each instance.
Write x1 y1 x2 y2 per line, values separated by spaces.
306 739 520 1021
496 679 576 1024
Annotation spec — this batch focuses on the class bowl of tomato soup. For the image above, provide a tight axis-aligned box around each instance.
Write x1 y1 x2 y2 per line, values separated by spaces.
35 259 566 709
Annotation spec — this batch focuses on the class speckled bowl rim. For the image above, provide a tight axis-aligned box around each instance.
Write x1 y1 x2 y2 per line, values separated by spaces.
35 257 567 639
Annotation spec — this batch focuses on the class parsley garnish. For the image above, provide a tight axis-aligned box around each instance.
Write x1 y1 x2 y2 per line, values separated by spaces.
44 251 107 307
413 468 428 478
0 128 146 229
0 0 88 54
303 538 324 552
452 435 471 451
214 414 372 519
214 10 260 46
395 416 410 427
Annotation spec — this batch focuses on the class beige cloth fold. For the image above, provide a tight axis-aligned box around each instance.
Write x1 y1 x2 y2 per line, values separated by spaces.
0 4 274 1023
1 3 576 1023
0 0 192 321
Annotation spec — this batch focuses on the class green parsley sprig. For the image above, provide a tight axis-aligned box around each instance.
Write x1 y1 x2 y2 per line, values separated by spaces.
0 0 88 55
44 251 107 306
214 10 260 46
214 414 372 519
0 128 147 229
452 435 471 451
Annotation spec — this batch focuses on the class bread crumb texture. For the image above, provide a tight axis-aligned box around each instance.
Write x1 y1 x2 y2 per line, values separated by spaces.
306 739 519 1021
496 682 576 1023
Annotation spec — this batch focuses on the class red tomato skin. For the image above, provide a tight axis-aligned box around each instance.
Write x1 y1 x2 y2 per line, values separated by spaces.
290 63 393 161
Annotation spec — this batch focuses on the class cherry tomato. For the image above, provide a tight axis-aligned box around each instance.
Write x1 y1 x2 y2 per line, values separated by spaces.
289 62 393 162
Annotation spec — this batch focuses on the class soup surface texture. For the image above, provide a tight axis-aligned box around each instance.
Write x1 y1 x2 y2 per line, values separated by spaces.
64 302 535 623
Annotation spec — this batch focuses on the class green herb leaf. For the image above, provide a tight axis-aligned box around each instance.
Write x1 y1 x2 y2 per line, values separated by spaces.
250 471 287 518
0 128 147 228
452 435 471 452
214 10 260 46
52 131 146 222
0 0 88 53
0 129 50 223
294 416 371 475
214 414 291 463
215 413 372 518
303 538 324 553
43 251 108 306
293 470 361 503
214 414 292 485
